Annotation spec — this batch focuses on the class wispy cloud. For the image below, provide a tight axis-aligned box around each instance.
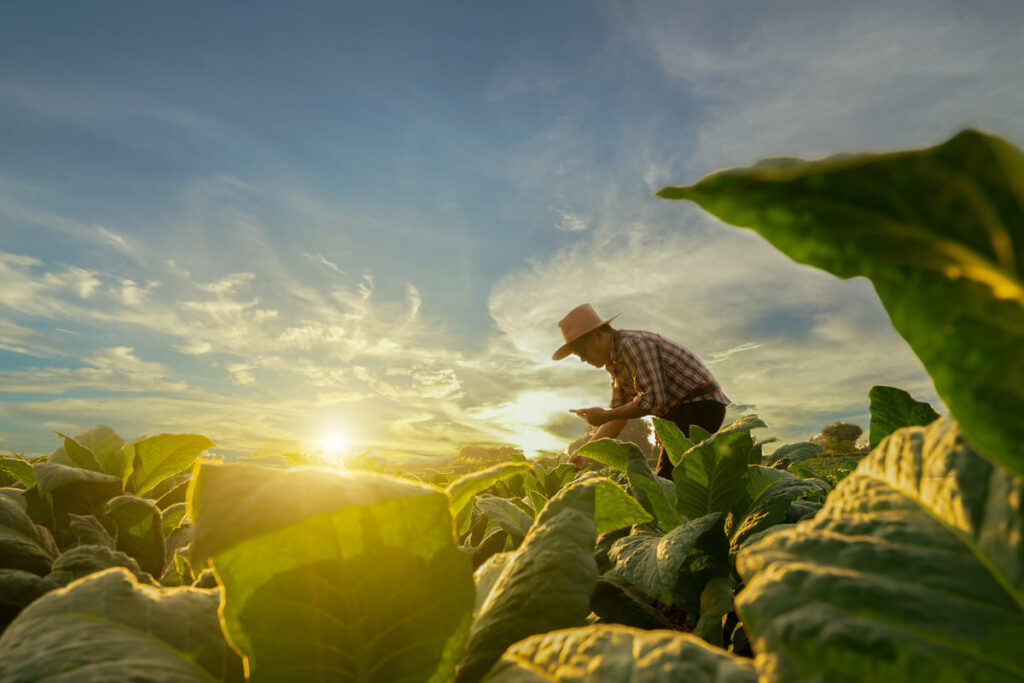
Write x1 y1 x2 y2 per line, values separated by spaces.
555 210 588 232
0 347 187 394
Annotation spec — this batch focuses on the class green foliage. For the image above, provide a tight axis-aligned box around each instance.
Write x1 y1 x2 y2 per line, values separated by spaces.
104 495 165 577
190 461 475 682
737 418 1024 682
652 416 696 466
0 568 243 681
606 513 725 614
575 439 682 532
446 461 533 523
869 384 941 448
483 625 757 682
764 441 822 465
0 455 36 488
673 430 755 520
124 433 215 496
0 493 57 576
457 476 651 683
660 129 1024 478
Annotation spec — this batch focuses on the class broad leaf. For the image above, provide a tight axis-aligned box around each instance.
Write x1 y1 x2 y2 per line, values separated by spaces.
474 551 516 614
161 502 188 533
693 576 734 647
765 442 823 465
104 495 165 577
729 475 828 555
0 569 46 630
660 130 1024 478
0 495 57 575
607 512 725 613
652 417 694 467
475 494 534 546
0 568 243 681
869 385 941 448
55 433 103 472
736 418 1024 682
190 462 475 683
68 513 116 549
588 578 674 630
483 624 757 682
576 438 683 531
73 426 127 477
446 461 533 522
457 477 650 683
0 456 36 488
42 544 152 592
33 462 123 517
126 433 214 496
674 431 753 520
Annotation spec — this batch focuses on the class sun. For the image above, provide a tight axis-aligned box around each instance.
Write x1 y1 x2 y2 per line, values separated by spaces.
318 431 350 459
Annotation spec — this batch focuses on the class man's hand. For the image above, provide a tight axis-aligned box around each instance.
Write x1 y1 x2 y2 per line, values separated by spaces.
569 406 611 426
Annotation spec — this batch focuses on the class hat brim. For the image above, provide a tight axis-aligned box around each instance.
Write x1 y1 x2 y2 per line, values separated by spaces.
552 314 618 361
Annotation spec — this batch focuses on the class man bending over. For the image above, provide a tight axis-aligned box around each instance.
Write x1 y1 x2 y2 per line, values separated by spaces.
553 303 730 478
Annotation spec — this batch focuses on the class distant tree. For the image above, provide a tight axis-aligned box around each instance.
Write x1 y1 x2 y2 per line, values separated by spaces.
811 421 865 455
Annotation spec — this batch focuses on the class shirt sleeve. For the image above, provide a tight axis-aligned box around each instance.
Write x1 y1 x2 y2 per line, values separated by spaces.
622 337 670 415
609 375 626 409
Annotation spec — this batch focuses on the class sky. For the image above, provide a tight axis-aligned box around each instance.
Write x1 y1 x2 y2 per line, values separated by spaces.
2 1 1022 461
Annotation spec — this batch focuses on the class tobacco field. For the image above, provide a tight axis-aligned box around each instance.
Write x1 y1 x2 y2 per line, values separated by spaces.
0 129 1021 682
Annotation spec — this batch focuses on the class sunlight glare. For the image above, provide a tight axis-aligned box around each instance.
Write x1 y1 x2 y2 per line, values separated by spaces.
318 431 350 460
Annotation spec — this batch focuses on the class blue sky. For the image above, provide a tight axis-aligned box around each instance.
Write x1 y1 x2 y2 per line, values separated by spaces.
2 1 1022 460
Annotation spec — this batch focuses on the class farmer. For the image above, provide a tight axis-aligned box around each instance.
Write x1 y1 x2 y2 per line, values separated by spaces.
553 303 730 478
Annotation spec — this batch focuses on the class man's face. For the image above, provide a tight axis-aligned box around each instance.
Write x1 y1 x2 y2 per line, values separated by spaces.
571 331 604 368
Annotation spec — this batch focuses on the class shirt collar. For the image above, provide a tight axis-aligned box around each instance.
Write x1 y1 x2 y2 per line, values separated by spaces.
605 330 621 372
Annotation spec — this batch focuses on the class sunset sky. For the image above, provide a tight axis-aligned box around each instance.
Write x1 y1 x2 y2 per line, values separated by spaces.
2 1 1022 460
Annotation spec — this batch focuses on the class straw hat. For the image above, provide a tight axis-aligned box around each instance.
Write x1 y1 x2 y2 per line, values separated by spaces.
552 304 619 361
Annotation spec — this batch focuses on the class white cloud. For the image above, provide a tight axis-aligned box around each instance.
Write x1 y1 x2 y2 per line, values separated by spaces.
305 252 343 273
0 347 187 395
555 210 588 232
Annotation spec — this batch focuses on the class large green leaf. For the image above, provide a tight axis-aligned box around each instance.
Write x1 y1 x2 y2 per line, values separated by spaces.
575 439 683 532
736 418 1024 682
42 544 152 592
49 426 128 477
73 426 128 477
674 431 753 520
475 494 535 546
651 417 695 467
68 513 116 549
0 494 57 575
660 130 1024 478
457 476 650 683
483 624 757 682
33 462 123 518
446 461 533 522
728 475 828 555
104 495 165 577
692 576 735 647
0 456 36 488
764 442 823 465
0 569 45 630
126 433 215 496
54 433 103 472
0 567 243 681
190 462 475 683
868 385 941 448
606 513 725 614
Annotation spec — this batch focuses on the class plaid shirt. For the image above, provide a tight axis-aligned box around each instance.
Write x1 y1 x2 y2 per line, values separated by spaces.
606 329 730 415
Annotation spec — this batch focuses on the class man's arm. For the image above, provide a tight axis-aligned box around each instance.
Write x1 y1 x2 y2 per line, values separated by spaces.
570 397 648 427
